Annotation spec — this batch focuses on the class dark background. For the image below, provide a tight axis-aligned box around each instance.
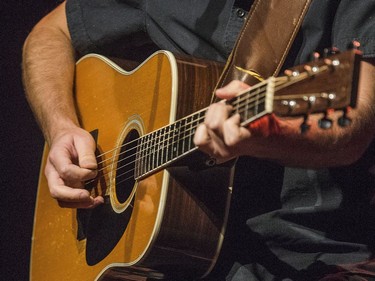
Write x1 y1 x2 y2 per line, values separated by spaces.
1 1 62 280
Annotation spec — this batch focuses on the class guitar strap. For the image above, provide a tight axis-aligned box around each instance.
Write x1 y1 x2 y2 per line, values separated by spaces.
214 0 311 98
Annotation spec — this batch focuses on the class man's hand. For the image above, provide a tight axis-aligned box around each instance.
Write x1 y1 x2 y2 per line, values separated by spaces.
45 127 104 208
194 59 375 168
194 80 252 163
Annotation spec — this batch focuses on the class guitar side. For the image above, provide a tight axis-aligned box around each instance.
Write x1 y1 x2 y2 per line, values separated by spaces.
30 51 231 280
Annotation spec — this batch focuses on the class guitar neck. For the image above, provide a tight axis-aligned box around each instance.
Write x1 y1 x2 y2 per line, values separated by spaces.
134 108 205 180
134 80 273 180
134 49 361 180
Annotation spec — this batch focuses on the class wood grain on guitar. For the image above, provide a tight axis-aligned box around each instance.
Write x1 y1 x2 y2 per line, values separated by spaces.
30 49 361 281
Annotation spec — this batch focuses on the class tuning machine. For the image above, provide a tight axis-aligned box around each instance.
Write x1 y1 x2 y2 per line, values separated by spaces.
317 92 337 129
338 107 352 127
323 47 340 58
300 114 311 134
299 95 317 133
318 112 333 129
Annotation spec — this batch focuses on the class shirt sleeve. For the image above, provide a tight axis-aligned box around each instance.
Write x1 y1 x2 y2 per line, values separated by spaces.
333 0 375 58
66 0 156 59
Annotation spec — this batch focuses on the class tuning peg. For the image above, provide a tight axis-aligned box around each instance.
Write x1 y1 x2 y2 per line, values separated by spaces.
300 115 311 134
309 51 320 61
303 52 321 75
350 40 361 50
323 47 340 57
318 112 333 129
284 69 300 79
338 108 352 127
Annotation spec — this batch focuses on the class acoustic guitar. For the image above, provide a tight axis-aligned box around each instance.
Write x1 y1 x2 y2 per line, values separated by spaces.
30 49 361 280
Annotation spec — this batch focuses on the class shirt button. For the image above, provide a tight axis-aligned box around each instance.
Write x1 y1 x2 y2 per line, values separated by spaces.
236 8 246 18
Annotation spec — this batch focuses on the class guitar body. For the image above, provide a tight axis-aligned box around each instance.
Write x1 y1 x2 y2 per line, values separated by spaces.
30 51 233 280
30 48 361 280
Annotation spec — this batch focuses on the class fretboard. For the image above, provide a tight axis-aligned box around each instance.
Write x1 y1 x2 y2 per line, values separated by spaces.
134 79 273 180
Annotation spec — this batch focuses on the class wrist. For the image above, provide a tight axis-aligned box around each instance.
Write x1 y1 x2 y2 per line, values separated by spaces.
45 118 81 146
248 113 282 137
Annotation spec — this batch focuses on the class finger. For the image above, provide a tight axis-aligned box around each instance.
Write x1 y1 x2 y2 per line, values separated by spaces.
57 161 97 182
194 123 211 147
223 114 251 147
216 80 251 100
194 123 221 155
204 102 232 135
74 133 98 170
46 161 88 199
49 146 97 182
58 196 104 209
196 125 230 158
45 161 104 208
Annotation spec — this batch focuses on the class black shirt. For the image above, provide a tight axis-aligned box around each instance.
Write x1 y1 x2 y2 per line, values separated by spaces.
66 0 375 279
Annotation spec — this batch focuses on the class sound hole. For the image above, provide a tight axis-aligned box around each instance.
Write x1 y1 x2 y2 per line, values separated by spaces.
115 129 139 203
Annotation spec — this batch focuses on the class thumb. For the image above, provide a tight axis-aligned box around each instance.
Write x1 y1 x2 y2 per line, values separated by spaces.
74 133 98 170
216 80 251 100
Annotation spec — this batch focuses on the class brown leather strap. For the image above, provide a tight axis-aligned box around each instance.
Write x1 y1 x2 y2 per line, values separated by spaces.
216 0 311 91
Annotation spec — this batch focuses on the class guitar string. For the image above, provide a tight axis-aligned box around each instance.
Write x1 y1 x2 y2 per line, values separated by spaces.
85 85 269 186
86 76 302 187
90 107 205 177
86 80 292 186
93 75 296 170
89 82 267 169
93 63 329 169
111 78 295 185
112 77 291 173
99 95 270 188
86 73 310 187
87 72 297 175
115 67 336 185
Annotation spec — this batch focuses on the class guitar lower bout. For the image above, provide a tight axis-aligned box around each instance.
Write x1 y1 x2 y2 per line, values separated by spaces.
30 50 231 280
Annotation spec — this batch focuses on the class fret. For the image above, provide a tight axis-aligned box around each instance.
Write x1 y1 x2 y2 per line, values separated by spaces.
136 84 271 180
136 134 146 178
179 118 186 154
154 130 160 168
254 87 260 116
161 127 168 166
170 123 177 160
142 134 147 176
139 134 145 176
157 128 163 168
145 133 151 173
185 115 193 152
165 124 172 164
234 84 267 125
184 119 192 153
134 137 141 178
135 108 209 179
173 122 179 159
149 131 155 172
190 111 202 150
154 130 159 170
243 90 249 121
176 121 183 157
147 133 153 172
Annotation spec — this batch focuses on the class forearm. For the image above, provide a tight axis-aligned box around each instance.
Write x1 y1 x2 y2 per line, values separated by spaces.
22 2 78 145
196 59 375 169
247 59 375 167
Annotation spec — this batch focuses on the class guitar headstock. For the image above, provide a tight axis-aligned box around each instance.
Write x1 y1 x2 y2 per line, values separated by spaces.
272 49 362 124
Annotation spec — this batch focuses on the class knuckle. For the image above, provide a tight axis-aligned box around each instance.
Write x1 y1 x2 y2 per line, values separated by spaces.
49 189 59 200
59 165 71 178
225 136 239 147
205 119 221 131
57 200 70 208
57 200 65 207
